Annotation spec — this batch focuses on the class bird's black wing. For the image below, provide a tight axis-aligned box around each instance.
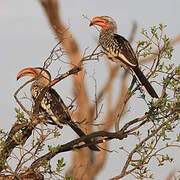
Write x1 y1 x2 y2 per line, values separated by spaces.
40 88 100 151
114 34 158 98
114 34 138 67
45 88 71 124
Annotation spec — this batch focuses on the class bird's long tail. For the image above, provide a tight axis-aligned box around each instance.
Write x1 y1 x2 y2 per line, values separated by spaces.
132 66 158 98
67 120 100 151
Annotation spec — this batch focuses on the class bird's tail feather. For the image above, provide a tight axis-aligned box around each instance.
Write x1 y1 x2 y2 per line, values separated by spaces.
132 67 158 98
67 121 100 151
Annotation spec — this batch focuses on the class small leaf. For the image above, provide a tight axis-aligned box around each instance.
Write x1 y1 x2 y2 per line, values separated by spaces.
56 158 66 173
177 133 180 142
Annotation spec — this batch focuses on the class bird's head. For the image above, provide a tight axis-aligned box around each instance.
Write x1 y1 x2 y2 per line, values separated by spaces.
17 67 51 87
89 16 117 33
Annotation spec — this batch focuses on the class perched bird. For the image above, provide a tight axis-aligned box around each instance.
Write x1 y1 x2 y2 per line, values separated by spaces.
89 16 158 98
17 67 100 151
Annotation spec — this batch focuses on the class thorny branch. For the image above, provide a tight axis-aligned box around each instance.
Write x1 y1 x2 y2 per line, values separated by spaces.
111 113 179 180
23 113 153 175
0 43 102 174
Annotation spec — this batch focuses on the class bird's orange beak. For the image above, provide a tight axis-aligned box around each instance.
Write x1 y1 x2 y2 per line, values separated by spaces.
89 16 107 28
17 67 38 80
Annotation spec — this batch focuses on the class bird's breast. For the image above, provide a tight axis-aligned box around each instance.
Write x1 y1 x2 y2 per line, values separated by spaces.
31 85 41 99
100 43 124 65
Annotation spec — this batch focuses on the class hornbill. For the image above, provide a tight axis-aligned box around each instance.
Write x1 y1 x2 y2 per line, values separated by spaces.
17 67 100 151
89 16 158 98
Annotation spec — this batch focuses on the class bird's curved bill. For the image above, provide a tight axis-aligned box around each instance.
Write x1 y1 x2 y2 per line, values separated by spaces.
89 16 106 27
17 67 37 80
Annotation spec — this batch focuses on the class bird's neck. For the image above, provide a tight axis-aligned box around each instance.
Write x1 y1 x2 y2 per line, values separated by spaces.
31 82 41 100
31 79 50 99
32 81 44 90
33 78 50 88
100 28 114 38
99 28 114 48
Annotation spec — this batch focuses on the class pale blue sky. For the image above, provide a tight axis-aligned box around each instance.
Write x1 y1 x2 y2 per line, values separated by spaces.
0 0 179 179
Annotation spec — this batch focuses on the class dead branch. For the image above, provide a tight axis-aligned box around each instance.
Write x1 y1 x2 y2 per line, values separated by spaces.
0 116 41 172
111 113 179 179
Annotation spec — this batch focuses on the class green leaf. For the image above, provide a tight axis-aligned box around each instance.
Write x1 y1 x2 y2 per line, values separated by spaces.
65 175 75 180
48 145 61 153
165 123 172 131
56 157 66 173
151 26 157 35
177 133 180 142
160 128 165 138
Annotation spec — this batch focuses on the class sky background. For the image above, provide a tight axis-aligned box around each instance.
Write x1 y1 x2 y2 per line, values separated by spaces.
0 0 180 179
